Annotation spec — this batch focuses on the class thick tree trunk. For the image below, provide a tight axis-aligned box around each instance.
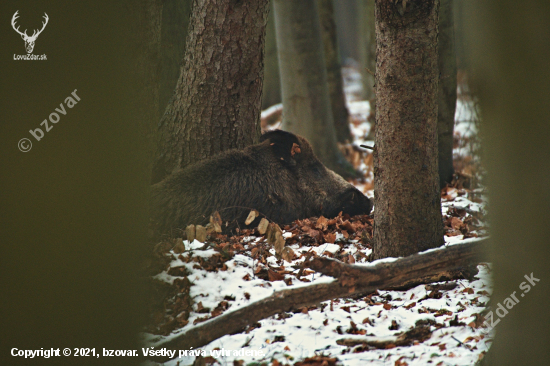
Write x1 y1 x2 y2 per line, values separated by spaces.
261 3 281 110
437 0 457 188
274 0 357 178
372 0 444 259
318 0 352 143
158 0 192 118
359 0 376 101
152 0 269 184
466 1 550 365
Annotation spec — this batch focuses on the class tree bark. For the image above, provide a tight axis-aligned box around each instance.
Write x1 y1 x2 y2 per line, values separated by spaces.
261 2 281 110
158 0 192 119
274 0 357 178
152 0 269 184
437 0 457 188
150 238 487 362
372 0 444 259
318 0 352 143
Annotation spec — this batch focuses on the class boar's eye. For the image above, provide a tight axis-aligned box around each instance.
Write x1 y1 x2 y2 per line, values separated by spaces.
311 163 324 179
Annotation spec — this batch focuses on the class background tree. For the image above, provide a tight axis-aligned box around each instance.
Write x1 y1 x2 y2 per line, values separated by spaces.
359 0 377 136
261 3 281 110
152 0 270 184
158 0 193 119
437 0 457 188
452 0 469 75
372 0 444 259
466 1 550 365
359 0 376 101
333 0 360 63
273 0 356 177
318 0 352 143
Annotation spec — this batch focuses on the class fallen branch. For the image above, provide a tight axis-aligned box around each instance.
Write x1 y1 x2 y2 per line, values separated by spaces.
306 238 487 291
150 238 488 362
336 324 432 349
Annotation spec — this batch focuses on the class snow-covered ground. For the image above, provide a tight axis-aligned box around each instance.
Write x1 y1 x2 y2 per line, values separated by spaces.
143 66 491 366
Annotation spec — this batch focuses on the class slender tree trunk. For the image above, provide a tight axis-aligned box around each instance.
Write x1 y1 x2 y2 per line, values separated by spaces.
158 0 192 118
359 0 377 137
467 1 550 365
152 0 269 184
437 0 457 188
359 0 376 101
318 0 352 143
333 0 360 62
261 3 281 110
372 0 444 260
452 0 468 73
274 0 357 178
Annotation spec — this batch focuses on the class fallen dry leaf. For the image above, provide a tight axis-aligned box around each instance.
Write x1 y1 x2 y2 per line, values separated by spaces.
257 218 269 235
195 225 207 242
245 210 259 225
282 247 295 262
268 269 285 282
210 211 222 233
267 223 285 254
186 225 195 242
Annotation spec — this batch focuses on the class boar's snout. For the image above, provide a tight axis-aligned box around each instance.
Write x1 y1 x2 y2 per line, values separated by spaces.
324 187 372 218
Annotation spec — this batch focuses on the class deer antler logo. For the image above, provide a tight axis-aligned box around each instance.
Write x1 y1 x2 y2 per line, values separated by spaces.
11 10 49 54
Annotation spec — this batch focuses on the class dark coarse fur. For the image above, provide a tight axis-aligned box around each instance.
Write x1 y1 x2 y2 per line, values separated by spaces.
151 130 372 236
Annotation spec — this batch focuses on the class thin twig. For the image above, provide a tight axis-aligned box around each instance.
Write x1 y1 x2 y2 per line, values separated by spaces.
365 68 375 76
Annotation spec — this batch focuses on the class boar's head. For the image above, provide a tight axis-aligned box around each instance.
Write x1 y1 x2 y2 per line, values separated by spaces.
260 130 372 219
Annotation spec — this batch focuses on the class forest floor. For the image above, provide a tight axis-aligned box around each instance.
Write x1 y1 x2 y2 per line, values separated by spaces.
143 66 491 366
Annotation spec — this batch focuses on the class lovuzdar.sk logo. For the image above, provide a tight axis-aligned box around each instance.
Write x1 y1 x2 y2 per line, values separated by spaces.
12 10 48 61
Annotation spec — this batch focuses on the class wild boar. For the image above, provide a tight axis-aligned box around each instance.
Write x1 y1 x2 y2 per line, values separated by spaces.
150 130 372 236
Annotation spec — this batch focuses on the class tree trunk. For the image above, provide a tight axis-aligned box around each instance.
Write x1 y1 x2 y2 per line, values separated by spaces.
466 1 550 365
152 0 269 184
437 0 457 188
274 0 357 178
372 0 444 260
261 3 281 110
158 0 192 118
359 0 376 101
452 0 468 73
318 0 352 143
333 0 360 62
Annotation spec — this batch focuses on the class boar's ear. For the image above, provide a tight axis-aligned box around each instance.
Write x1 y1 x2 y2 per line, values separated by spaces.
260 130 302 165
